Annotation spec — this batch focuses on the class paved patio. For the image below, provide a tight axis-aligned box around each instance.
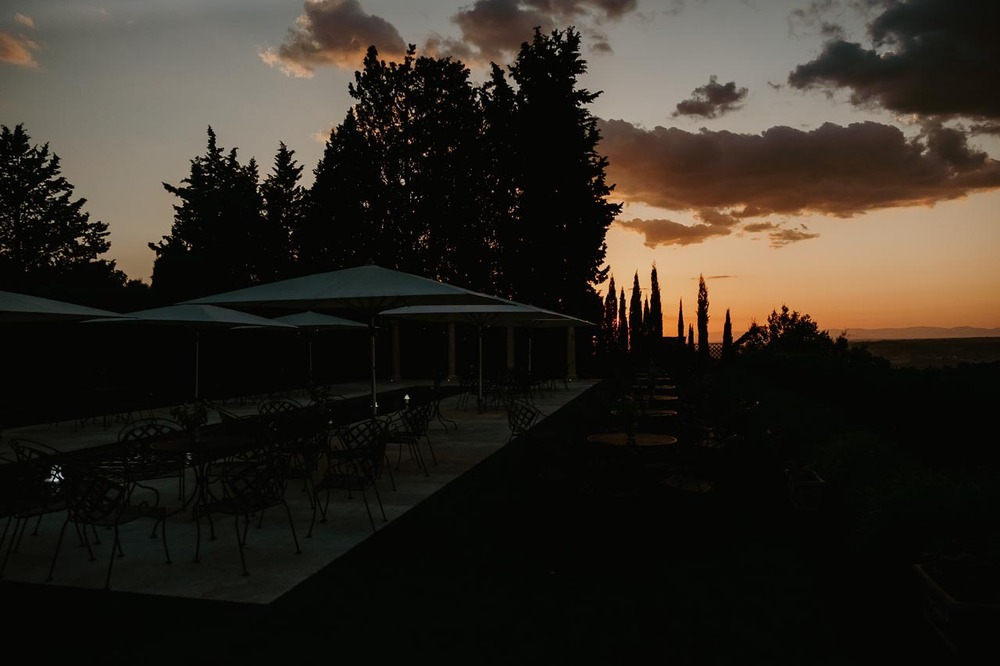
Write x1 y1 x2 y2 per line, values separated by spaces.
1 378 598 603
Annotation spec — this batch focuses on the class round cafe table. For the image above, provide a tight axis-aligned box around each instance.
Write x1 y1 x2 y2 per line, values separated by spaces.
641 408 677 417
586 432 678 448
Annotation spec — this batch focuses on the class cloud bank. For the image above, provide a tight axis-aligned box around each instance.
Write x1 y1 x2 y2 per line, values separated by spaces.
788 0 1000 124
262 0 640 74
601 118 1000 247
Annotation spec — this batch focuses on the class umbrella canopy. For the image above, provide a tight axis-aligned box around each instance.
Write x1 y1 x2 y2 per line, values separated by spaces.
86 304 295 400
380 302 592 407
270 311 367 387
0 289 127 323
184 264 507 416
269 311 367 330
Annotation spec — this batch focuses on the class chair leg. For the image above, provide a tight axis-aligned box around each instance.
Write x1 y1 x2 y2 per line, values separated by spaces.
45 518 72 582
103 526 122 591
280 500 302 555
234 515 249 576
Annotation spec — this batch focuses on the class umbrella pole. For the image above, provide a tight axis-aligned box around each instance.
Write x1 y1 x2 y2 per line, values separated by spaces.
528 331 533 375
194 329 200 400
478 325 484 412
308 337 313 388
370 316 378 418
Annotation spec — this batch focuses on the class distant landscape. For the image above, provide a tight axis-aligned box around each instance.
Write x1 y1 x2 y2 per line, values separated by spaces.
840 326 1000 340
849 336 1000 368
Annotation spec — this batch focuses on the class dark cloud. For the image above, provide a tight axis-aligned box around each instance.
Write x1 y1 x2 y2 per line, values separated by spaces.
260 0 407 77
788 0 1000 122
672 75 748 119
615 217 732 247
433 0 638 63
768 225 821 248
598 118 1000 217
441 0 551 64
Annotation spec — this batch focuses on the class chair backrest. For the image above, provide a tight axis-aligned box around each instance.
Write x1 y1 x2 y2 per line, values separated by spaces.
114 418 186 482
265 406 329 464
258 398 302 416
506 399 541 439
337 419 389 480
402 401 434 437
60 460 131 524
214 445 289 512
6 438 66 507
118 418 184 442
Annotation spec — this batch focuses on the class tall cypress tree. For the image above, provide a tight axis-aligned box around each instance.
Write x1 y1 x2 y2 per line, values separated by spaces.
649 262 663 340
628 271 643 355
602 274 618 354
687 323 695 350
697 274 710 359
643 296 650 340
677 299 685 341
722 308 734 361
618 286 628 353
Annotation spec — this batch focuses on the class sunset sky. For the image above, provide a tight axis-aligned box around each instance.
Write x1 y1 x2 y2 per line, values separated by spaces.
3 0 998 338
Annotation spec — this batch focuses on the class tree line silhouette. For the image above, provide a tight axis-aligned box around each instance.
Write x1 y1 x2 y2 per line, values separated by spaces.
2 27 618 328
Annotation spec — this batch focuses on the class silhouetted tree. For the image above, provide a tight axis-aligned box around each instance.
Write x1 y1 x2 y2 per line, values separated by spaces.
618 286 628 353
722 308 734 361
299 113 377 273
0 123 124 299
649 262 663 340
677 299 684 340
601 274 618 355
628 271 643 356
479 62 520 296
151 126 264 302
259 141 305 282
643 296 650 341
741 304 843 354
507 27 621 319
687 323 695 350
697 274 710 360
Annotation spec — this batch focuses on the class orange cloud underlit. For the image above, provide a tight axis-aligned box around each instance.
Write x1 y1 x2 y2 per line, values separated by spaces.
0 31 39 67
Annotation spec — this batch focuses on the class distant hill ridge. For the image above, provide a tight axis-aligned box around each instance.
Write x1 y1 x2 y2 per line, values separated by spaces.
839 326 1000 340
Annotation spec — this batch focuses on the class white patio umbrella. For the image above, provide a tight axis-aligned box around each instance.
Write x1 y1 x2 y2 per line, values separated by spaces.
184 264 506 416
85 303 295 400
269 311 367 387
380 302 592 407
0 289 127 323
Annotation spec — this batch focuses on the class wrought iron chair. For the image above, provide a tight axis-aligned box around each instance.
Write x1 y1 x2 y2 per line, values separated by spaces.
192 442 301 576
258 398 302 416
384 401 436 476
116 417 189 506
265 405 330 512
309 418 390 535
46 457 172 590
1 439 69 578
506 398 543 443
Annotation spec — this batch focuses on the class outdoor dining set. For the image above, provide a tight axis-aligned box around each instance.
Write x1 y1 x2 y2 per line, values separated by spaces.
0 385 483 589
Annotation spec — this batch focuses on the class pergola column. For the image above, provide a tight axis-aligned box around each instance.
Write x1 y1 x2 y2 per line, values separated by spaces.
447 322 457 381
506 326 515 370
391 321 401 381
566 326 577 380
